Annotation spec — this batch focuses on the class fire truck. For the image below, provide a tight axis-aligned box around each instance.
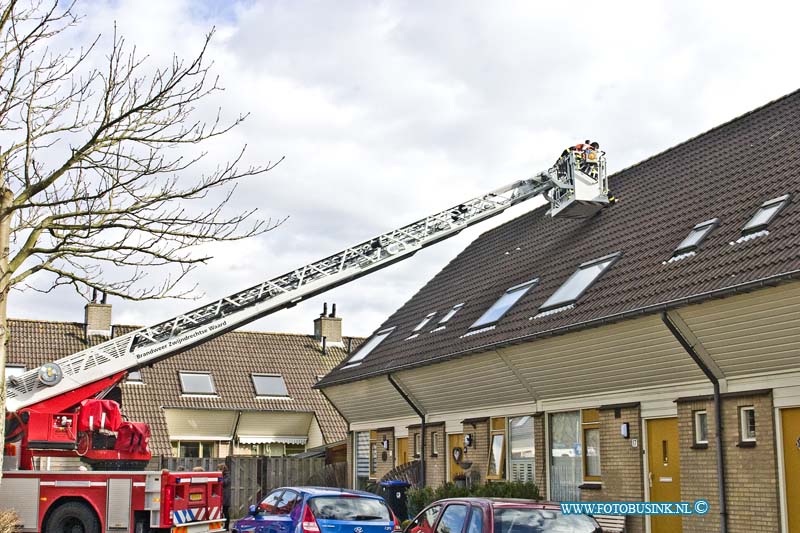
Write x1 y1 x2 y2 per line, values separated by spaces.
1 152 608 533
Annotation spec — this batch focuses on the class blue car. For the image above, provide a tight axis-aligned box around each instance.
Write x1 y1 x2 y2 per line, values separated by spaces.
233 487 401 533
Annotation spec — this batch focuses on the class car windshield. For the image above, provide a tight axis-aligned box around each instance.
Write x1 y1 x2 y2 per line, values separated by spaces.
493 508 597 533
309 496 391 522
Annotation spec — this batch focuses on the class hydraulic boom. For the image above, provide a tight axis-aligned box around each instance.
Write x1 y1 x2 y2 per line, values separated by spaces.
6 151 608 414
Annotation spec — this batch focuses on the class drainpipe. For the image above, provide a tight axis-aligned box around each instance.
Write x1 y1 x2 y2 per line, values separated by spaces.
661 312 728 533
388 374 425 486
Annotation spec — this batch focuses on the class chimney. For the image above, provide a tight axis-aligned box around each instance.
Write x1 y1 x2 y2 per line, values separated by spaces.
85 292 112 338
313 302 343 347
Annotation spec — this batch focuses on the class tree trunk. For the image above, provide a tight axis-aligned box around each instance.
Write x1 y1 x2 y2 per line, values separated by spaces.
0 187 14 481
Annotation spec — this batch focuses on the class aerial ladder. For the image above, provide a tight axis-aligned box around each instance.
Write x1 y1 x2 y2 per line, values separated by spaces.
2 151 607 532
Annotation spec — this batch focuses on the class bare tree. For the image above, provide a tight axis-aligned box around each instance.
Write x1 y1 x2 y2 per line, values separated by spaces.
0 0 283 474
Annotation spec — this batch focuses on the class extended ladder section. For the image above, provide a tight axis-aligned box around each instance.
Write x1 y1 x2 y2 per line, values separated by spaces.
6 177 556 412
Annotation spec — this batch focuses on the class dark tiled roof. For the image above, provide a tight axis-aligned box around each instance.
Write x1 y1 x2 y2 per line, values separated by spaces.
318 89 800 388
7 319 360 455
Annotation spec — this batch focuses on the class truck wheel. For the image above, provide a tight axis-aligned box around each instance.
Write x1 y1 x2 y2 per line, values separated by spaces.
45 502 100 533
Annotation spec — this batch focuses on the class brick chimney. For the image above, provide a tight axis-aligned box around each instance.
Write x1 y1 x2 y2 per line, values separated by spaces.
85 290 112 338
313 302 343 347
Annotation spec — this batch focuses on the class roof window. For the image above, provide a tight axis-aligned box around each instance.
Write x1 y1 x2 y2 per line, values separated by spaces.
126 369 144 383
179 371 217 395
667 218 719 262
252 374 289 397
413 312 437 332
439 303 464 324
537 252 621 314
742 194 790 235
470 279 538 329
343 327 395 368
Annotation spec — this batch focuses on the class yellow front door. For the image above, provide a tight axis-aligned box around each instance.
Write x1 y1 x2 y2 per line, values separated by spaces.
448 434 465 481
647 418 682 533
396 437 409 466
782 408 800 533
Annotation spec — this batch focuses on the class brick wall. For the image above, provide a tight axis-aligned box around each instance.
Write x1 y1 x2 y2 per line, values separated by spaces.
346 432 353 488
425 423 447 487
678 391 779 533
462 418 489 486
580 405 644 533
375 427 396 480
534 414 547 493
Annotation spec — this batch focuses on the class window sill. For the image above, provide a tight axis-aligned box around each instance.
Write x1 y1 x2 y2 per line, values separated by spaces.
430 453 438 458
579 482 602 490
736 440 756 448
691 443 708 450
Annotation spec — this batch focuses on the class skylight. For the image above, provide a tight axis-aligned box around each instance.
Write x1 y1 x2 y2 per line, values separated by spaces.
439 303 464 324
413 312 437 332
741 194 790 235
127 369 143 383
343 327 395 368
470 279 538 329
179 372 217 395
671 218 719 258
252 374 289 397
538 252 621 313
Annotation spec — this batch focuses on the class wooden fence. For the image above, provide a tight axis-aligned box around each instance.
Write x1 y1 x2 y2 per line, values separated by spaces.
157 456 346 517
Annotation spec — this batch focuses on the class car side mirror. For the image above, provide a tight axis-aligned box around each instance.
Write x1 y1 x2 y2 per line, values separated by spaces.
249 505 257 516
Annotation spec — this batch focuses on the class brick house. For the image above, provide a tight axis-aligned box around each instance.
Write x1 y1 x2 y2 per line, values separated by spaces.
316 90 800 532
6 301 360 463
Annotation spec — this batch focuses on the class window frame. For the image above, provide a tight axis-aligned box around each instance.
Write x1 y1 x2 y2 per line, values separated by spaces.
673 218 719 257
414 432 421 458
438 303 465 324
693 410 709 446
470 279 539 329
413 312 438 332
487 417 507 480
431 431 439 457
508 415 536 483
742 194 791 235
178 371 217 396
343 327 395 368
739 406 756 443
581 409 601 482
251 373 290 398
538 252 621 312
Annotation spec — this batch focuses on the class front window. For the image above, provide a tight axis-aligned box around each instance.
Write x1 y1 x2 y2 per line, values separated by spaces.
694 411 708 445
740 407 756 442
509 415 535 483
487 417 506 480
175 440 216 458
354 432 370 489
582 409 601 481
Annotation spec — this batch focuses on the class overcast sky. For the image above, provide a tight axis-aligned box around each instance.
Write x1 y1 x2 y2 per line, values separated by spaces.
10 0 800 338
